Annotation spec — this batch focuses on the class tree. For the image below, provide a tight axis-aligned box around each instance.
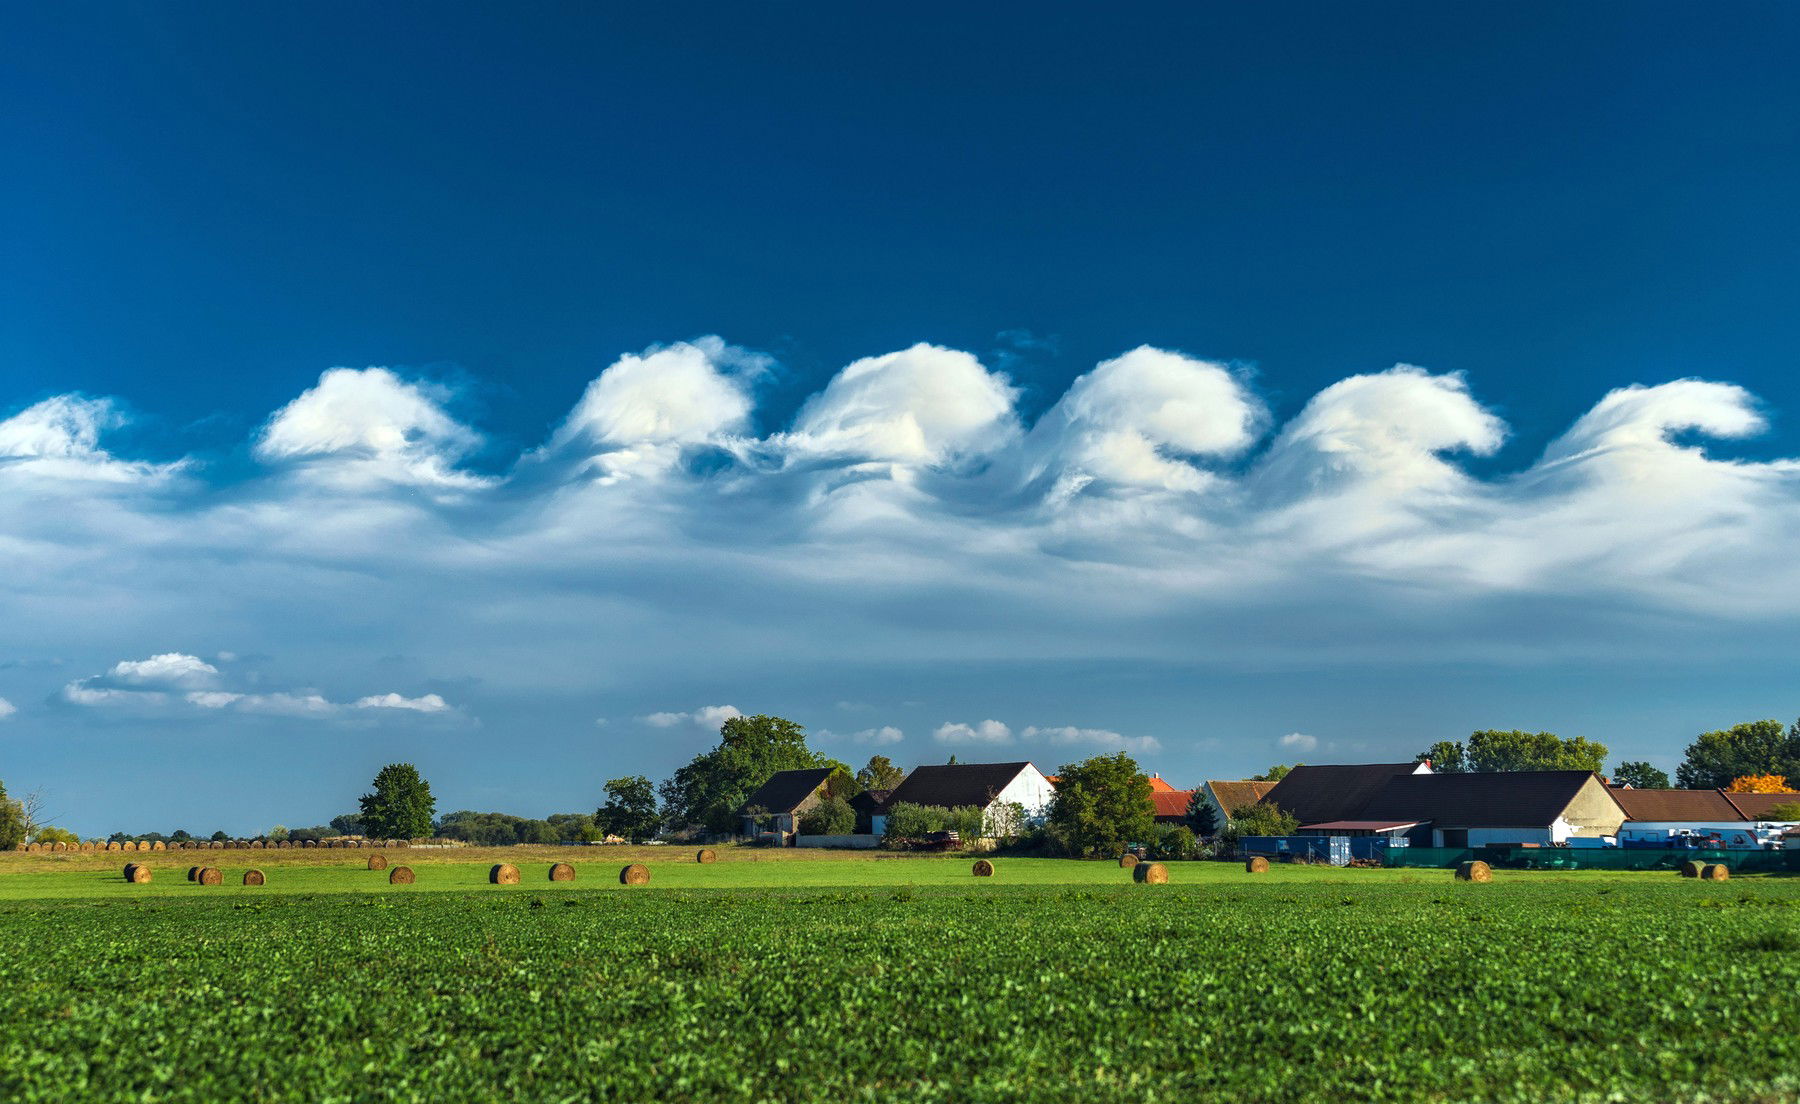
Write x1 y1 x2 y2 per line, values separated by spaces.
267 825 290 841
799 795 855 835
1184 790 1219 837
1610 761 1671 789
659 714 829 835
329 813 366 837
1045 753 1156 858
1415 741 1468 773
210 830 229 842
1465 730 1607 774
822 764 861 801
33 826 78 845
1677 720 1800 790
358 763 436 840
170 829 192 842
596 775 661 842
1226 802 1299 840
1726 773 1792 794
855 755 905 792
1763 801 1800 821
1252 764 1296 782
0 781 23 852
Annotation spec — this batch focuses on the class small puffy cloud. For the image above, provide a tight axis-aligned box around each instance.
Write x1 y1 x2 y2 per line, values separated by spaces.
255 368 487 489
1279 732 1319 752
934 719 1013 745
777 344 1019 466
644 705 742 729
186 691 337 717
0 697 16 720
0 395 179 484
819 725 904 745
108 653 218 689
1023 725 1161 753
353 692 450 713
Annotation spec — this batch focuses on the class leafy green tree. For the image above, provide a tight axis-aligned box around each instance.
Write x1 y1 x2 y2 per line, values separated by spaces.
210 830 229 842
1226 802 1299 839
855 755 906 792
33 826 78 845
358 763 436 840
1045 753 1156 858
1184 790 1219 837
822 763 861 801
879 802 984 845
1676 719 1800 790
1415 741 1468 773
546 812 601 842
596 775 661 842
1763 801 1800 821
1252 764 1296 782
1150 824 1201 860
329 813 366 836
1611 761 1671 790
0 781 23 852
799 795 856 835
1466 730 1607 774
658 714 829 835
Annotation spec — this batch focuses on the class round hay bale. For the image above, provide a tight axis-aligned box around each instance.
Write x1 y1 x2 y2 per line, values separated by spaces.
104 841 120 851
151 841 166 851
367 854 388 871
1702 863 1730 882
1246 856 1270 874
27 843 42 852
196 867 222 886
1133 861 1169 885
1680 859 1704 878
250 840 264 849
326 840 342 850
187 866 201 882
81 842 96 852
388 866 415 885
394 839 410 848
695 848 718 864
123 863 151 883
619 863 650 886
1456 860 1493 883
242 869 265 886
303 840 317 848
972 859 995 877
548 862 576 882
278 840 292 849
51 841 67 852
489 863 520 885
1118 853 1138 869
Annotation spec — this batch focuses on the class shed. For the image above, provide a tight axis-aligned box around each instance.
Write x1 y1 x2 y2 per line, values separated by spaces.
1359 770 1626 847
737 768 835 837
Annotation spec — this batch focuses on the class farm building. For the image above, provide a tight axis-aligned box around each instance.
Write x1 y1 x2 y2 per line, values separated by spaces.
1196 780 1278 833
1722 791 1800 820
737 768 836 837
1609 786 1800 848
1356 770 1627 847
847 789 892 834
1147 775 1197 824
1258 762 1433 826
869 761 1054 837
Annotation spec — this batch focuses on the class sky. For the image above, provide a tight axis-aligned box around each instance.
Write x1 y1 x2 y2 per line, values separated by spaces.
4 4 1800 836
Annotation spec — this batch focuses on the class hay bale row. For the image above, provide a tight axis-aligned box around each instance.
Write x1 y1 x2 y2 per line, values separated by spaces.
972 859 994 877
1456 860 1492 883
548 862 576 882
122 863 151 884
1245 856 1270 874
388 866 415 885
489 863 520 885
1133 861 1169 885
695 848 717 864
619 863 650 886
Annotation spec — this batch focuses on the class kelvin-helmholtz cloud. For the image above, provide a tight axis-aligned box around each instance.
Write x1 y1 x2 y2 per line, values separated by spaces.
2 336 1798 738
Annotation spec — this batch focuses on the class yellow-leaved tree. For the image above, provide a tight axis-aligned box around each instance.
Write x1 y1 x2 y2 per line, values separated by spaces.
1725 773 1793 794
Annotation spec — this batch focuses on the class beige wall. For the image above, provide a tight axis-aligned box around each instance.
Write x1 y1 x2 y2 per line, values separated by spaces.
1560 775 1628 836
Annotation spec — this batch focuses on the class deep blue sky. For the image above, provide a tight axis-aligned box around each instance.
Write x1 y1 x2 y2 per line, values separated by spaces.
4 5 1800 834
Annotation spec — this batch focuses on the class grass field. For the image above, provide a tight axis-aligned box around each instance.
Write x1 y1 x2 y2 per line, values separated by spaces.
1 851 1796 1103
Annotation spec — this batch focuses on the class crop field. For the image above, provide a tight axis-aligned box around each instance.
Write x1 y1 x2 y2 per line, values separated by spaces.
0 855 1796 1103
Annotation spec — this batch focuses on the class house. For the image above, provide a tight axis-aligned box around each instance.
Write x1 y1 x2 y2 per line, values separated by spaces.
1357 770 1627 847
1151 785 1197 825
848 789 892 834
737 767 835 837
1195 780 1279 833
1258 762 1433 826
870 761 1054 837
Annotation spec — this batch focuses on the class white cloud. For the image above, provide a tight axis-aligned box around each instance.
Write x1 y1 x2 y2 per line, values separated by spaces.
0 697 16 720
0 395 181 484
1023 725 1161 753
255 368 487 489
353 692 450 713
934 719 1013 745
820 725 905 745
1278 732 1319 752
108 653 218 688
643 705 742 729
776 344 1018 466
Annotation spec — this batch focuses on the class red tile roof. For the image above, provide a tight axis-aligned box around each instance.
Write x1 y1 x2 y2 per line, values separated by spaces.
1148 776 1176 793
1151 790 1195 818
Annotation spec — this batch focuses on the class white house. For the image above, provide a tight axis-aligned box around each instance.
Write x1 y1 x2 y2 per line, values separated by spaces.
870 761 1054 838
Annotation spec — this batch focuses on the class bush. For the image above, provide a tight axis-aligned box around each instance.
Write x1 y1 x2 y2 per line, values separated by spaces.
1149 824 1200 861
799 795 855 836
1219 802 1299 848
881 803 985 847
1763 801 1800 821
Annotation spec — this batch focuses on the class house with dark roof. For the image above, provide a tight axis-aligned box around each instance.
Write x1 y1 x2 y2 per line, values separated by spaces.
1196 780 1279 835
847 789 892 834
870 761 1053 837
737 768 835 837
1355 770 1626 847
1258 762 1432 827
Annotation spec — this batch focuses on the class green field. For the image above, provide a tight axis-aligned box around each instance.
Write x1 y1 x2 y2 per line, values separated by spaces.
1 854 1796 1103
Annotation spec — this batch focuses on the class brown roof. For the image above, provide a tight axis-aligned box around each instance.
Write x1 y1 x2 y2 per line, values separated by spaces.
1722 791 1800 819
1361 771 1617 829
1206 780 1277 817
1259 763 1425 826
883 762 1035 810
1610 788 1741 822
738 768 834 816
1151 790 1195 818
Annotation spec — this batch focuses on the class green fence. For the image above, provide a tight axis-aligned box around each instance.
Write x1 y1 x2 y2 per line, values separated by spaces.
1384 846 1800 873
